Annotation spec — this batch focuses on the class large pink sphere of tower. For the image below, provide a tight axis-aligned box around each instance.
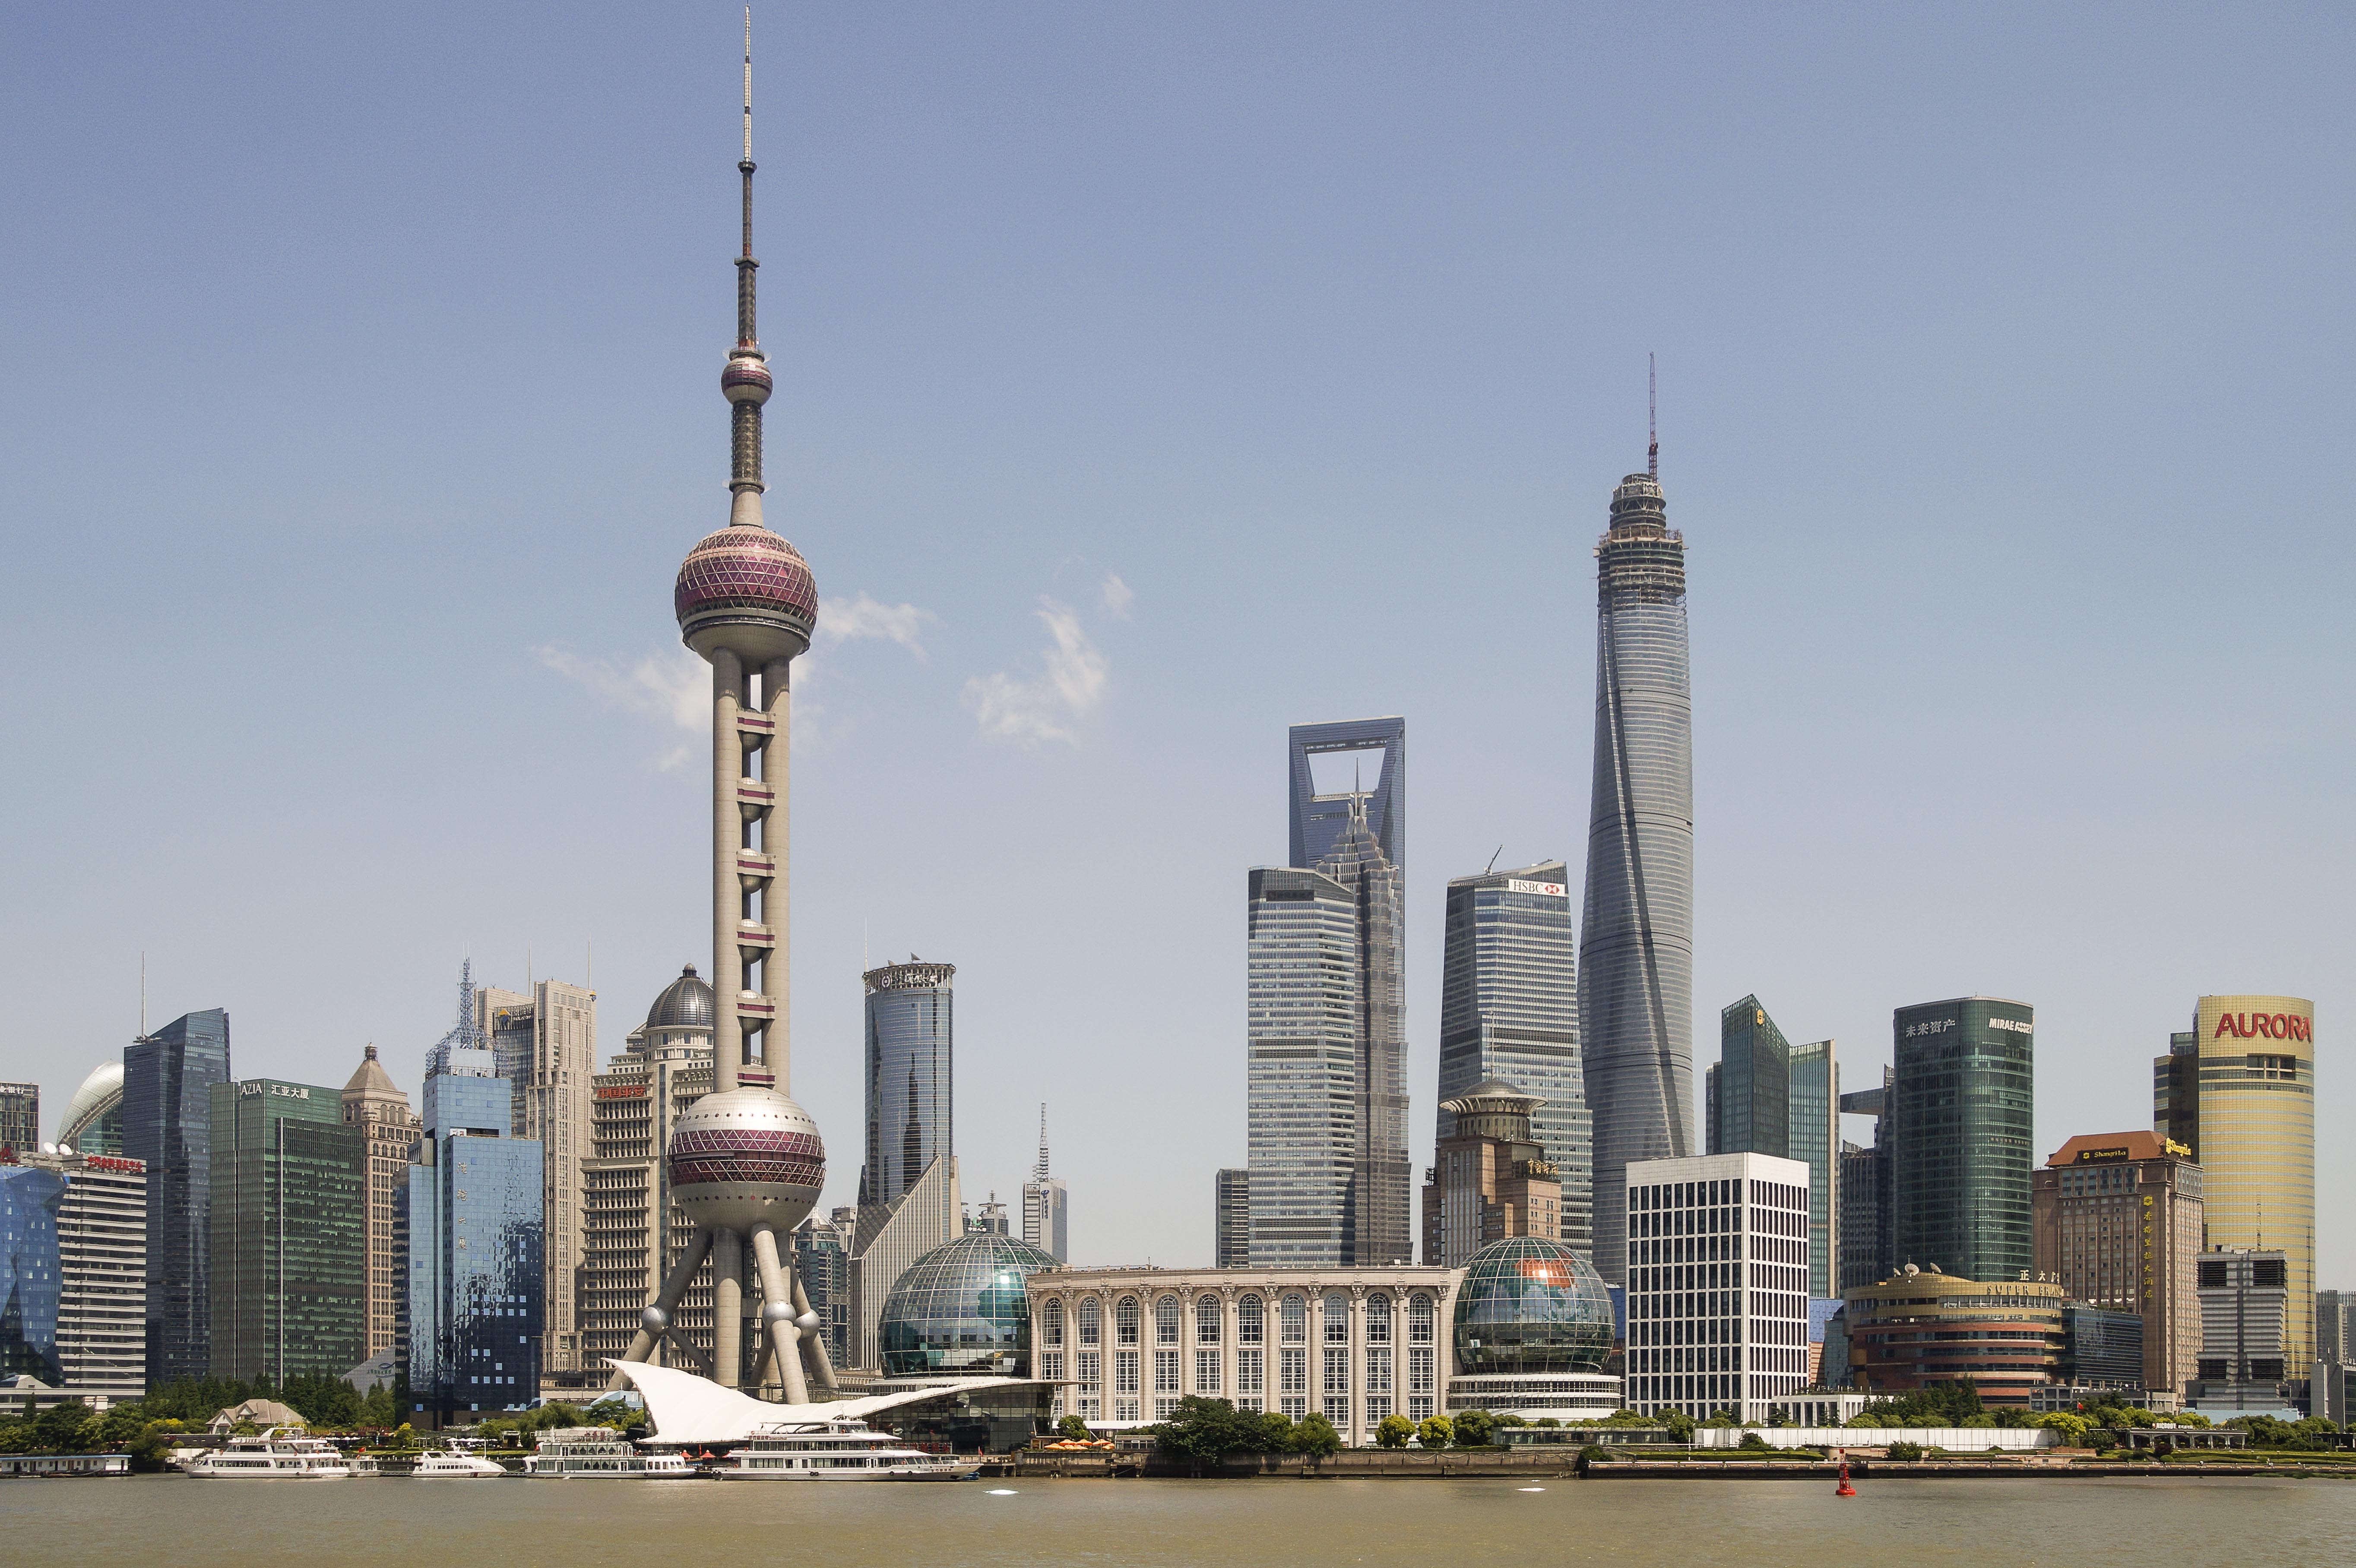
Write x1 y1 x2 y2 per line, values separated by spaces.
666 1086 826 1235
674 525 817 665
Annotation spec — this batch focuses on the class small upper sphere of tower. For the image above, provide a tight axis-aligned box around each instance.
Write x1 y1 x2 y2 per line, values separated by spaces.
722 354 773 406
675 525 818 664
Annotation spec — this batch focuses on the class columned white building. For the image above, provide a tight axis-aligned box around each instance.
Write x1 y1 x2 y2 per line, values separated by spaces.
1026 1265 1459 1443
1624 1152 1812 1422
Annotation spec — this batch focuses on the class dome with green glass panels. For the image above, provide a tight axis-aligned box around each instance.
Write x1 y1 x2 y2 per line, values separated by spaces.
877 1232 1061 1377
1452 1237 1614 1375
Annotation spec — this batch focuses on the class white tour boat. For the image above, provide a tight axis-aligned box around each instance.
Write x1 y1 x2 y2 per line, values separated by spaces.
184 1429 352 1479
411 1451 513 1478
716 1416 981 1480
525 1427 694 1479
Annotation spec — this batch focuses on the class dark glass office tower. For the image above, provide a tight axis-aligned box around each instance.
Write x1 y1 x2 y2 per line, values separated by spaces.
1317 797 1411 1265
1707 997 1789 1159
1288 718 1404 872
1579 469 1693 1286
1438 861 1588 1248
123 1008 231 1387
1892 997 2035 1284
208 1078 367 1382
859 962 955 1209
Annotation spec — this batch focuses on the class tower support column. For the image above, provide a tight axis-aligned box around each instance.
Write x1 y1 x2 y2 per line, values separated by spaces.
713 1227 744 1388
712 649 744 1091
764 656 792 1087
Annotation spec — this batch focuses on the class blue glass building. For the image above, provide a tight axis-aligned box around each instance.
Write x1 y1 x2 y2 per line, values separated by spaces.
407 1071 544 1419
1438 861 1589 1248
859 961 954 1209
0 1163 67 1384
1287 717 1405 873
123 1007 231 1387
1579 469 1693 1287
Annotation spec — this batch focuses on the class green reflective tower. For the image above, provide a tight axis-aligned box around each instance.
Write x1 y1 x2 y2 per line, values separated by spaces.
1891 997 2034 1285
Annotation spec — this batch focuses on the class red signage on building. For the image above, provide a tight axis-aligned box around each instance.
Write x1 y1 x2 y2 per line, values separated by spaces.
2214 1012 2312 1043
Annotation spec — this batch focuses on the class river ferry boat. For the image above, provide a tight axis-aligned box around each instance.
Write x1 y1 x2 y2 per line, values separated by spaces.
412 1451 512 1478
524 1428 694 1479
716 1417 981 1480
184 1430 351 1479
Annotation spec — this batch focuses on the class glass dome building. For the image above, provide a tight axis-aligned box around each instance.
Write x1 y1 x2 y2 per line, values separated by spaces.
1448 1236 1622 1418
876 1232 1060 1377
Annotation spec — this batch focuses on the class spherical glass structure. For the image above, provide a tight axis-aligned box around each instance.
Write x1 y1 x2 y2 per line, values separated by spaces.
877 1233 1060 1377
1452 1237 1614 1374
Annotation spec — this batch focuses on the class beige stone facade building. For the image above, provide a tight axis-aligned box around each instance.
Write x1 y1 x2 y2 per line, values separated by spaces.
582 967 717 1377
339 1045 420 1362
481 979 595 1374
1025 1265 1460 1443
1421 1081 1561 1267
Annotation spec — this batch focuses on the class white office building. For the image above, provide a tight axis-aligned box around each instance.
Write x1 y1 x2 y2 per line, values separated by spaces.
1625 1152 1813 1421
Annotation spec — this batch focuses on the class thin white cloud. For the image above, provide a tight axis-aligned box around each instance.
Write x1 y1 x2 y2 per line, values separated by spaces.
820 593 934 655
535 645 706 732
964 601 1110 747
538 591 934 760
1099 572 1134 618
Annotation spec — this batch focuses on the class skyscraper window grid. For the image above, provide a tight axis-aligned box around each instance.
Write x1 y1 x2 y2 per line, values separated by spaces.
1438 862 1589 1247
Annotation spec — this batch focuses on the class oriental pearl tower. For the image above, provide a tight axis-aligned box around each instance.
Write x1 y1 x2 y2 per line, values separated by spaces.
609 13 835 1402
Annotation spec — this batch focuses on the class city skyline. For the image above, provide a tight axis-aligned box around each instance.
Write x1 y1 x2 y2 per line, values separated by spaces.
4 5 2353 1280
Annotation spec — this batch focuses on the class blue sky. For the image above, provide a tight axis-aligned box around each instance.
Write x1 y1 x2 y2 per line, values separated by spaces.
4 3 2351 1275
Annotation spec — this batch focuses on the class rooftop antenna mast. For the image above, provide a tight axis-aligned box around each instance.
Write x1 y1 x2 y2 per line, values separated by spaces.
1036 1103 1051 1182
1648 352 1658 478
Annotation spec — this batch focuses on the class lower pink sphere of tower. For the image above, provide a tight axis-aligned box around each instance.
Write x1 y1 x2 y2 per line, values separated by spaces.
666 1087 825 1234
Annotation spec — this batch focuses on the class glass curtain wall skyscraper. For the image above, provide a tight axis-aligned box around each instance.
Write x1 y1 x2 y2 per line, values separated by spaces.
1707 999 1840 1298
1892 997 2035 1284
1245 866 1361 1266
1438 861 1589 1249
1288 718 1404 873
207 1078 367 1383
123 1007 230 1387
1579 468 1694 1287
408 1069 544 1418
859 961 955 1210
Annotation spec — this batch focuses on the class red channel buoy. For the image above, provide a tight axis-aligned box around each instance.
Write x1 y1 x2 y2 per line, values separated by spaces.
1835 1448 1857 1497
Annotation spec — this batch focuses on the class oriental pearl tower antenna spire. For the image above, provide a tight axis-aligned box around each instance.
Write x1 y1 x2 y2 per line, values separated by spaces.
609 9 836 1403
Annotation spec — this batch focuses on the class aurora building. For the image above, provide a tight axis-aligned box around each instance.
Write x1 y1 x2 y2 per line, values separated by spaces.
1579 468 1694 1288
2158 995 2316 1370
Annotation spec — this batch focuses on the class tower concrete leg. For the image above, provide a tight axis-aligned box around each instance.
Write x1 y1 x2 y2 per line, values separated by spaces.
606 1225 712 1392
750 1226 810 1404
713 1227 744 1388
791 1267 838 1393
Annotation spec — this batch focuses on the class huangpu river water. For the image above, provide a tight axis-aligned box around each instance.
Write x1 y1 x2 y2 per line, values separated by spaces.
10 1475 2356 1567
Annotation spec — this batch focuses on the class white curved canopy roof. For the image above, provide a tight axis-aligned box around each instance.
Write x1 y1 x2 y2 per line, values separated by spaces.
611 1359 1053 1448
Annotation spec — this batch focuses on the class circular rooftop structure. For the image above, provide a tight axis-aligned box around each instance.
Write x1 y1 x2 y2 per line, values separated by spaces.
644 963 716 1035
665 1087 825 1235
674 524 817 663
877 1233 1060 1378
60 1061 126 1154
1452 1237 1614 1375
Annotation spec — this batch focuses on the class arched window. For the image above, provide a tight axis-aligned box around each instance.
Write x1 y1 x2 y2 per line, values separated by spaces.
1043 1299 1064 1347
1408 1293 1434 1344
1280 1293 1307 1345
1116 1295 1141 1347
1237 1294 1264 1345
1156 1295 1181 1347
1322 1293 1349 1344
1078 1296 1101 1348
1196 1296 1222 1344
1364 1293 1391 1344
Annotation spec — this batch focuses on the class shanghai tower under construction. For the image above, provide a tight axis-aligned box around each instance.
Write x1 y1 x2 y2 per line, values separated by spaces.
1578 443 1694 1288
